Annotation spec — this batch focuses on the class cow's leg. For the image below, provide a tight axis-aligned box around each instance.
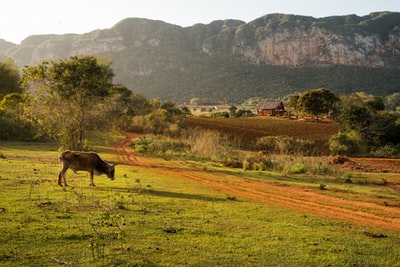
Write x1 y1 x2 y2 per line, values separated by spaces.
63 170 68 186
58 167 68 186
57 171 63 186
89 170 95 187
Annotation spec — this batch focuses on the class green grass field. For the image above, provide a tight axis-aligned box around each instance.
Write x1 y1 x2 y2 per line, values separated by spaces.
1 141 400 266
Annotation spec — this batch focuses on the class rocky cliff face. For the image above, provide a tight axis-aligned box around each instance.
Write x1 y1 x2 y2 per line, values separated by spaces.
203 12 400 67
231 26 388 66
2 12 399 68
4 30 128 66
1 12 399 103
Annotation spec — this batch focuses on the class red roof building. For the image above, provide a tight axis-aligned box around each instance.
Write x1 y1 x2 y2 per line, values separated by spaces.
256 101 286 116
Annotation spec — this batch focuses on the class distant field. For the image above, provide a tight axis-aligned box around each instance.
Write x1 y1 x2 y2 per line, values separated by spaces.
183 116 339 153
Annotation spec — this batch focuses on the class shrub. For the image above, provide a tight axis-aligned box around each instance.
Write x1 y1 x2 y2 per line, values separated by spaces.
370 144 400 158
244 155 273 171
211 112 230 118
130 137 149 153
256 136 316 156
147 136 187 155
255 136 277 152
288 163 307 174
329 131 364 156
345 178 353 183
310 162 333 175
131 129 233 160
131 135 188 156
223 158 243 168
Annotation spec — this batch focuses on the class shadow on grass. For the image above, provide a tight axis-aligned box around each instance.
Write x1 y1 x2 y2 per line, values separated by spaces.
144 189 229 202
94 186 229 202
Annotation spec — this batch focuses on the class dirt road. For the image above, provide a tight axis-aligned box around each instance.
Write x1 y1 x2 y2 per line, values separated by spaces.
114 132 400 231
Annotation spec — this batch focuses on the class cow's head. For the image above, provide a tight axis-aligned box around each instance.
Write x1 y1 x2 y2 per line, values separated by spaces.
106 163 117 180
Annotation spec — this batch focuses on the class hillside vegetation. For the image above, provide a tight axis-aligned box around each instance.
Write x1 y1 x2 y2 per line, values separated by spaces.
113 54 400 104
2 12 400 103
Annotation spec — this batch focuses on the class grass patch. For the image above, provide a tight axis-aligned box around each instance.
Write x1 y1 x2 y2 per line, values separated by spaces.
1 141 400 266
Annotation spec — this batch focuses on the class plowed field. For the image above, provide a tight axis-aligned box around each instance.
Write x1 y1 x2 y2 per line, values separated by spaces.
114 132 400 231
183 116 339 153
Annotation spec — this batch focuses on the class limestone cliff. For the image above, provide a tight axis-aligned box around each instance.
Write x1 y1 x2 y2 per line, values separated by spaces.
232 25 388 66
203 13 400 67
3 12 399 68
1 12 399 103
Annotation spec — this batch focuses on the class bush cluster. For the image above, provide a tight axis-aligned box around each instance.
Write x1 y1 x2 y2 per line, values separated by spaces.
255 135 316 156
243 155 273 171
130 135 188 156
131 129 232 160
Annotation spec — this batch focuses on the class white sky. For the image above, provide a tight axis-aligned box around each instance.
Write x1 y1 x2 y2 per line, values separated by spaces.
1 0 399 44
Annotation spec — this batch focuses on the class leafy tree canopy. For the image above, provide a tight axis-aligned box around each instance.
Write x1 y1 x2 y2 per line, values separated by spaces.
385 92 400 111
297 88 339 117
0 58 21 99
21 56 117 150
333 92 400 157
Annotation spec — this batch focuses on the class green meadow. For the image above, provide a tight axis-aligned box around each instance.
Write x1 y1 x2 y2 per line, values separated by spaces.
0 141 400 266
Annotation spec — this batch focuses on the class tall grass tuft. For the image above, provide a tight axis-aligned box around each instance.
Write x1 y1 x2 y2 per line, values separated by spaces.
187 129 232 160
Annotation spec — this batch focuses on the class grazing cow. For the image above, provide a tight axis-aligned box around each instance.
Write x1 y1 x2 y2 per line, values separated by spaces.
58 150 116 186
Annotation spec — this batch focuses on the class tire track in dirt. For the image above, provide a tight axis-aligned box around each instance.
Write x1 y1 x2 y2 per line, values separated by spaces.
114 133 400 231
173 170 400 230
114 132 143 165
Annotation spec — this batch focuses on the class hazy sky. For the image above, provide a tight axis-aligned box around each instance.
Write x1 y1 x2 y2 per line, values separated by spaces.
1 0 399 44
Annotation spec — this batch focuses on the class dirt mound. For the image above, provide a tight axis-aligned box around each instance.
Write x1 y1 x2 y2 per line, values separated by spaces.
330 155 400 173
350 157 400 173
330 155 351 165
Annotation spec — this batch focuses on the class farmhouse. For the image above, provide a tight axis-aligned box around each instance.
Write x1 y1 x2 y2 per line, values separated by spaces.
256 101 286 116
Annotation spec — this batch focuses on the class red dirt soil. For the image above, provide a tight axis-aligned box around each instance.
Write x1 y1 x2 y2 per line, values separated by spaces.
114 132 400 231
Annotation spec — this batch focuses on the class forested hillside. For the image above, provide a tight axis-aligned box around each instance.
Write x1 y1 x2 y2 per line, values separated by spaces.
1 12 400 104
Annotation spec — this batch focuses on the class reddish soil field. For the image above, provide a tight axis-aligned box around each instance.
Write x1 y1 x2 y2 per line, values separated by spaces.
114 132 400 231
183 116 338 153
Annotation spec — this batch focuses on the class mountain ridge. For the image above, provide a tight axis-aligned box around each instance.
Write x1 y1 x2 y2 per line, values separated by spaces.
1 12 399 103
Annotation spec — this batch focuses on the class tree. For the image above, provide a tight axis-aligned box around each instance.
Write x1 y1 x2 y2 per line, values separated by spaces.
229 105 237 118
373 111 400 146
21 56 115 150
338 105 372 134
189 98 200 106
329 131 364 156
385 92 400 111
0 93 35 140
335 93 400 157
297 88 339 118
140 99 190 136
106 85 152 129
287 94 300 118
366 96 385 111
0 58 21 99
